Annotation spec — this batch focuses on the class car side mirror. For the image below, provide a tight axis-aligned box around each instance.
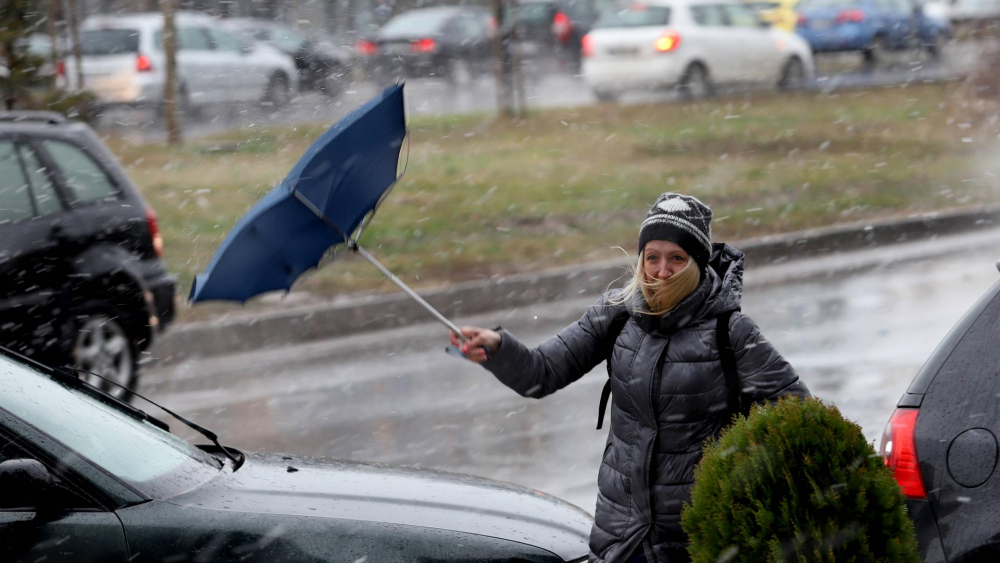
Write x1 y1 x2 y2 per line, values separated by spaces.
0 459 59 510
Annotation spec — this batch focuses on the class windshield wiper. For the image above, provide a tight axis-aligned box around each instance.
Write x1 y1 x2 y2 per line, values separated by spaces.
0 346 241 466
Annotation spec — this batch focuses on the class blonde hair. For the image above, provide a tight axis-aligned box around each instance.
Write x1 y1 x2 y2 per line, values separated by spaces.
611 253 702 316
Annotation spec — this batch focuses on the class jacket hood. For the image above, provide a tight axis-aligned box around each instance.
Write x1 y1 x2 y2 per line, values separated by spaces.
627 242 744 334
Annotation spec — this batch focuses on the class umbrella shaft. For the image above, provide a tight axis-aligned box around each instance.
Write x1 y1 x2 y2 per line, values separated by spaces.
355 245 468 342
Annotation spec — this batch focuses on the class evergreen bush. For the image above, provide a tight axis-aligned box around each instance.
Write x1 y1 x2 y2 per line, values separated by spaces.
681 397 920 563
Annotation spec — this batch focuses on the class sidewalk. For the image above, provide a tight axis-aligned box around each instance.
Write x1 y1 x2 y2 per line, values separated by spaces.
149 205 1000 367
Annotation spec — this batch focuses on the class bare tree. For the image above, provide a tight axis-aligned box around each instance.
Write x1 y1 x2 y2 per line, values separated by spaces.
161 0 181 145
46 0 59 88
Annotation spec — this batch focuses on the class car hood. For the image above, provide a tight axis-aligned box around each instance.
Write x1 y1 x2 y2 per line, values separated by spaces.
166 452 593 561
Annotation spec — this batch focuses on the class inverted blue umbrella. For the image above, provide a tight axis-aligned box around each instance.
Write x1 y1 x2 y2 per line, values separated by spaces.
189 84 469 341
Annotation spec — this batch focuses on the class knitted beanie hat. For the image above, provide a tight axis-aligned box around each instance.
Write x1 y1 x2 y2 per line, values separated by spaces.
637 193 713 269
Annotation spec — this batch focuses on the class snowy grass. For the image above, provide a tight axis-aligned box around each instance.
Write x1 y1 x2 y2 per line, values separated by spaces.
104 81 1000 318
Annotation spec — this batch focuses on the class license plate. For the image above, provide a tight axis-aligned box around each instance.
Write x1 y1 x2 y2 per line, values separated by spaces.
608 46 640 57
383 43 409 55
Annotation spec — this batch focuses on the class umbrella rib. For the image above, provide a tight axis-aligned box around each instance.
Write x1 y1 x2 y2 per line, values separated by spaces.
291 188 350 243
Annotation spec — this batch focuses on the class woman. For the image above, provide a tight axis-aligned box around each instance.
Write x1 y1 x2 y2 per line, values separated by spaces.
449 193 810 563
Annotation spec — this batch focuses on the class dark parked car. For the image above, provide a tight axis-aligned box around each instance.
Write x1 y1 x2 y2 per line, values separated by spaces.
0 111 174 399
514 0 606 73
357 6 494 83
0 347 593 562
881 260 1000 562
795 0 951 64
223 18 355 98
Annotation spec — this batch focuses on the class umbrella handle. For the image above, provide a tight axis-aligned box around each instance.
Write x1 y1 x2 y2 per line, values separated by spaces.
354 244 470 343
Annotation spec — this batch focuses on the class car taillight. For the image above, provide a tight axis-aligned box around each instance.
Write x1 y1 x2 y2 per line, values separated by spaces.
146 207 164 258
836 9 864 23
654 30 680 52
136 54 153 72
552 12 573 43
55 60 65 77
880 408 926 499
356 39 378 56
411 38 436 53
581 34 594 58
797 13 808 26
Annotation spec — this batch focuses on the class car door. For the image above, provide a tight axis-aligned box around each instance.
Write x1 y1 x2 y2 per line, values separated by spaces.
175 26 219 104
0 422 129 562
723 3 783 82
688 4 736 82
207 27 256 102
0 138 78 360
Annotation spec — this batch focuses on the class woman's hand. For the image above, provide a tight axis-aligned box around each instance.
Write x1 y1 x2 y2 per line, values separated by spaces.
449 326 501 363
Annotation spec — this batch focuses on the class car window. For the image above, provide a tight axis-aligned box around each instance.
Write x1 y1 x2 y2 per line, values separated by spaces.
18 144 62 217
270 24 308 52
0 355 221 498
690 4 728 25
381 10 452 35
725 4 760 26
155 27 213 51
594 4 672 27
564 0 598 19
208 28 247 52
78 29 139 56
0 141 33 225
518 2 557 23
42 140 119 205
450 14 485 39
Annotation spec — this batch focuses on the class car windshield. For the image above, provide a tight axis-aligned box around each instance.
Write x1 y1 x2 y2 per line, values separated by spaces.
79 29 139 55
380 10 451 36
0 354 222 498
594 4 672 27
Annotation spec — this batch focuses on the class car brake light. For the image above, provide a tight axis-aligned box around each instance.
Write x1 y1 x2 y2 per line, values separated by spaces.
136 54 153 72
654 30 680 52
55 60 65 77
837 9 865 23
552 12 573 43
880 408 926 499
146 207 164 258
581 34 594 57
356 39 379 56
411 38 436 53
797 13 808 26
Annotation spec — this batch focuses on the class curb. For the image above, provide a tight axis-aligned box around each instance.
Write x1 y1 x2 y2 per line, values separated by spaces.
150 205 1000 366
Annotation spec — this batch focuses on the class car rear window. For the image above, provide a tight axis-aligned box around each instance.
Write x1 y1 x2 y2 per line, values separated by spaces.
79 29 140 56
594 4 672 27
42 140 119 205
380 10 451 36
518 2 556 23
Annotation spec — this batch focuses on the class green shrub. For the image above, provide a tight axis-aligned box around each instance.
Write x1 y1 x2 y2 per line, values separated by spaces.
681 397 920 563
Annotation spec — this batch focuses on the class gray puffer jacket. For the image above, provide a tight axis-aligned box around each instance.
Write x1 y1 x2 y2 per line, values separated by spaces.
481 243 809 563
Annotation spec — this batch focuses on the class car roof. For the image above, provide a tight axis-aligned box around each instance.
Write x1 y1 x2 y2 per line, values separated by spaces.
0 112 92 134
82 10 219 30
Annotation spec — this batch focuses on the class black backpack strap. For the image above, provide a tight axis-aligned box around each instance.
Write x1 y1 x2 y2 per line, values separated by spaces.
597 312 629 430
716 310 745 418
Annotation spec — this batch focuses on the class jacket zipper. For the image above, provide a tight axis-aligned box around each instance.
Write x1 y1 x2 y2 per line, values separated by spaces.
643 339 669 549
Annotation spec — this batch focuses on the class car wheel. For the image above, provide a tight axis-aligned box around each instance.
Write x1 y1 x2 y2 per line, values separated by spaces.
678 63 713 100
778 57 807 91
263 74 291 112
925 32 945 60
862 34 887 68
69 302 139 401
318 64 346 99
593 89 619 103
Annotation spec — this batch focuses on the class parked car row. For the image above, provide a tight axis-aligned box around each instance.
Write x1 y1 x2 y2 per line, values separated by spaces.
61 12 358 116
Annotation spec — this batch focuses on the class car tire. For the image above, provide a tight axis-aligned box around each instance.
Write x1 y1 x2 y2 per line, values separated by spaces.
593 89 619 103
263 73 291 112
678 63 714 100
863 34 887 68
778 57 807 91
67 301 140 402
318 64 346 99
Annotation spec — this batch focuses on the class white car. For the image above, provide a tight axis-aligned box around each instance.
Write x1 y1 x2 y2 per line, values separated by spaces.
581 0 815 101
64 12 299 112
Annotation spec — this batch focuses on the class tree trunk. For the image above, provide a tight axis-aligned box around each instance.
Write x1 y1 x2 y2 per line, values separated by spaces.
67 0 84 89
161 0 182 145
47 0 60 89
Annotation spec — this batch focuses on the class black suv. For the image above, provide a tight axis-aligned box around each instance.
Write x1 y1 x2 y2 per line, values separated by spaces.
881 259 1000 562
0 111 174 399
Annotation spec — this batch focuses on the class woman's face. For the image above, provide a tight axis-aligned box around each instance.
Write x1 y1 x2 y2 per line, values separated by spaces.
643 240 690 281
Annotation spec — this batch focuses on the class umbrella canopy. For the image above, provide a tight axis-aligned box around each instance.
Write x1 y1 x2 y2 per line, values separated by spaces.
190 84 406 303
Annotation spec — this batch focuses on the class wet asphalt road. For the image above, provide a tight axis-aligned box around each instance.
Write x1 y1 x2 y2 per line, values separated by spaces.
98 40 983 143
144 228 1000 514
